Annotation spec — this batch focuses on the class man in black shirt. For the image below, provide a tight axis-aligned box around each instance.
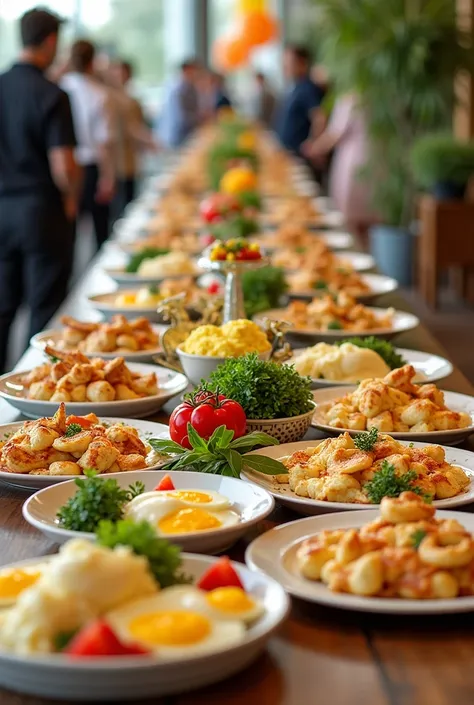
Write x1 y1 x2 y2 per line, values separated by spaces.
0 7 79 372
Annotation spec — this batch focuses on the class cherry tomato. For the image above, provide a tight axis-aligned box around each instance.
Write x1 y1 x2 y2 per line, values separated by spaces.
169 402 193 448
197 557 244 591
207 281 221 295
199 194 240 223
65 620 150 657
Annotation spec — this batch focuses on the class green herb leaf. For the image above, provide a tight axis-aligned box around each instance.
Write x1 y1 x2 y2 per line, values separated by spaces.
96 520 190 588
64 423 83 438
327 320 343 330
242 266 288 318
219 448 243 477
354 428 379 452
149 438 187 455
128 481 146 499
243 455 288 476
126 248 170 273
54 630 79 652
336 337 407 370
229 431 280 452
364 460 426 504
411 529 427 550
187 423 210 452
312 279 328 290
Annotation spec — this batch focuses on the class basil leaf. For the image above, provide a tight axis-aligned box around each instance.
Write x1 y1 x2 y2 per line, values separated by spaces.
229 431 280 450
173 451 216 468
243 455 288 476
219 448 243 477
149 439 186 455
187 423 209 452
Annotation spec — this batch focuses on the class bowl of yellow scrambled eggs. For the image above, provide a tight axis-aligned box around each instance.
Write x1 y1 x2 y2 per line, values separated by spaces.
177 320 271 385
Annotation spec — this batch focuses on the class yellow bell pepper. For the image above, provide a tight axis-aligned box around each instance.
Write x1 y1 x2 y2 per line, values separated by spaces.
220 166 258 195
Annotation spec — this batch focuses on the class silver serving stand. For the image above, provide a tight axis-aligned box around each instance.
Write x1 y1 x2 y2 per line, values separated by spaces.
198 249 269 323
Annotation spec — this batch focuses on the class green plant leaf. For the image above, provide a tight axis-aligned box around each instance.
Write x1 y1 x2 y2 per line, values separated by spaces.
149 438 186 455
219 448 243 477
243 455 288 476
229 431 280 451
187 424 209 452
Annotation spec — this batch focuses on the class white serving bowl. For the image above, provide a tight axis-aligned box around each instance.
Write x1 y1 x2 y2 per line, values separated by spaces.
23 470 275 554
176 347 271 386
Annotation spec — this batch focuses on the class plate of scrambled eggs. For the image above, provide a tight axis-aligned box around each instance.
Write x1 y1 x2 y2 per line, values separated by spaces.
291 344 453 388
241 435 474 514
246 496 474 613
104 252 201 286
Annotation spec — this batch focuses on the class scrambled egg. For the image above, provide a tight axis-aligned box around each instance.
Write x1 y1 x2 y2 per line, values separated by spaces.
293 342 390 382
137 251 196 277
181 320 271 357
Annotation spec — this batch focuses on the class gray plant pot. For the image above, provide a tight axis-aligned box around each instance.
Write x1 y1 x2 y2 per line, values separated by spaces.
369 225 414 287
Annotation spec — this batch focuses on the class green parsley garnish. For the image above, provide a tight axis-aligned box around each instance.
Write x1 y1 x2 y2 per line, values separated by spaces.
312 279 328 290
327 320 343 330
364 460 427 504
54 630 79 652
126 247 170 273
64 423 83 438
336 337 407 370
242 266 288 318
56 470 145 533
96 519 190 588
354 427 378 451
411 529 427 550
148 285 159 295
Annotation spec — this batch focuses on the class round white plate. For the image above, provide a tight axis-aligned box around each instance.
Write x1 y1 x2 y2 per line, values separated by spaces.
87 291 170 323
289 346 453 389
288 273 398 303
282 251 375 274
0 554 289 701
104 266 201 287
317 231 354 250
30 327 166 363
23 469 275 553
241 439 474 515
246 509 474 614
311 386 474 445
253 308 419 343
0 418 170 490
0 363 188 420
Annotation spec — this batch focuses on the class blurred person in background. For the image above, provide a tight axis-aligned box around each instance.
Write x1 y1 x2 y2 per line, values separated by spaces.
275 45 324 163
61 39 116 250
211 72 232 112
250 71 276 127
109 59 158 219
0 8 78 373
158 59 201 148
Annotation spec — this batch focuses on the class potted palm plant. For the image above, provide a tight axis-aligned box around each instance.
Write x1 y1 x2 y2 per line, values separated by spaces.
411 133 474 200
314 0 474 285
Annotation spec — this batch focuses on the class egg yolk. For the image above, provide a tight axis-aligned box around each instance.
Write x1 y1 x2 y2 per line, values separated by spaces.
158 508 222 534
206 587 255 615
0 569 42 599
129 610 211 646
169 491 212 504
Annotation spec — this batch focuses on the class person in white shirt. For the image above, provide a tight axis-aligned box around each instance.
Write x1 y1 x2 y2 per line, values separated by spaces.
61 39 115 250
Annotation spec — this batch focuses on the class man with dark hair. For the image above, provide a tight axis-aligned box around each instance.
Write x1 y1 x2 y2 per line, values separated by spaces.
61 39 116 250
275 44 324 159
158 58 201 148
0 7 79 372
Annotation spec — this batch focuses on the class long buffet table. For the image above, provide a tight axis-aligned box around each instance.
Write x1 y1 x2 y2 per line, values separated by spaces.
1 182 474 705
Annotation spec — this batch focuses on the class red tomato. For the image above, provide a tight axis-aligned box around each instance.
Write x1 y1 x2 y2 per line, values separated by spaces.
199 194 240 223
207 281 221 295
65 415 94 429
190 399 246 440
197 557 244 591
65 621 150 657
169 402 193 448
201 233 216 247
154 474 175 491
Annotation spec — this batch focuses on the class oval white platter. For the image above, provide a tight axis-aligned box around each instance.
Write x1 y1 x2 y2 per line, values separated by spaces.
287 273 398 303
0 363 188 420
241 439 474 515
280 251 375 273
311 386 474 445
246 509 474 614
87 291 169 323
0 554 289 701
0 418 170 490
289 347 454 389
253 308 420 343
103 266 201 287
253 230 354 252
30 327 167 363
23 469 275 553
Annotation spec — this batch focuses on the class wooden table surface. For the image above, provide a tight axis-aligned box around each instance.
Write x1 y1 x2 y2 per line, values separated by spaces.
1 240 474 704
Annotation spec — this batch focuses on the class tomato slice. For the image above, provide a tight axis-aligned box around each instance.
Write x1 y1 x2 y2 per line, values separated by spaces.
65 415 94 429
154 474 175 491
65 620 150 657
197 557 244 591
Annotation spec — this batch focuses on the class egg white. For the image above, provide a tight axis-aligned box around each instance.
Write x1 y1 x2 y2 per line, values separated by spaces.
165 489 231 510
106 592 245 658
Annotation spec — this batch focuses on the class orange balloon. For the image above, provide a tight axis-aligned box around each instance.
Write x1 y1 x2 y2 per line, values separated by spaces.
241 10 279 46
213 35 250 72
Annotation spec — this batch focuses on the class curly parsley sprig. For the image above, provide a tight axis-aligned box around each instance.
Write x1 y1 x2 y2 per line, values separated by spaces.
364 460 432 504
354 428 378 452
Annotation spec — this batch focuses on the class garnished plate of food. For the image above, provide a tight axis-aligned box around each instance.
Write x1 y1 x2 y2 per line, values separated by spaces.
117 230 202 256
290 339 453 388
246 494 474 613
253 225 353 252
311 365 474 444
0 352 188 419
104 252 201 286
23 469 275 553
287 273 398 303
241 429 474 514
31 316 164 363
0 535 288 699
272 248 374 274
253 294 419 341
0 404 170 489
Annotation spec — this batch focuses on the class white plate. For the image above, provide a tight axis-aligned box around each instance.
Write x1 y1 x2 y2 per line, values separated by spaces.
23 470 275 553
0 418 170 490
253 308 419 343
30 328 166 363
282 251 375 274
290 346 454 389
311 386 474 445
241 440 474 515
104 266 201 286
246 509 474 614
288 273 398 303
88 291 170 323
0 554 289 701
0 363 188 420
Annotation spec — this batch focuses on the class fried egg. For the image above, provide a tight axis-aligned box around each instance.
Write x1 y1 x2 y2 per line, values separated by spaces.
124 494 239 535
0 564 46 607
161 585 264 625
165 489 231 510
106 593 245 658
